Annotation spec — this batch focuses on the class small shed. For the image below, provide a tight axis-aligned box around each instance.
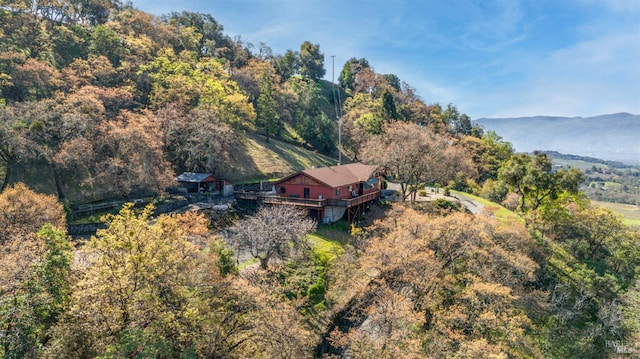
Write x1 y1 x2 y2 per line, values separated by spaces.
176 172 233 196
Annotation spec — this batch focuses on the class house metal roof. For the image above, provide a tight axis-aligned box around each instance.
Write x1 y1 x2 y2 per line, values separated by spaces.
283 163 378 188
176 172 217 183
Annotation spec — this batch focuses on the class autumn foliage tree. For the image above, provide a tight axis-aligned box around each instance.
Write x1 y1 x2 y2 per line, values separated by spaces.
0 225 72 359
0 184 71 358
0 106 33 189
47 204 208 357
0 183 67 244
329 206 543 357
45 203 315 358
361 121 472 202
154 104 239 175
94 111 175 196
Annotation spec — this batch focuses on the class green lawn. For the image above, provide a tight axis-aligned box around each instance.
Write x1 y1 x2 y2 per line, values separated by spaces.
307 234 345 262
308 222 350 262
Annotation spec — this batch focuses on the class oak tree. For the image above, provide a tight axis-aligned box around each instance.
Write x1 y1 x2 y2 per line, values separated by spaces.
330 207 541 357
273 49 300 83
0 182 66 245
361 121 471 202
47 204 208 357
0 182 70 359
339 57 370 92
154 105 238 175
498 152 583 212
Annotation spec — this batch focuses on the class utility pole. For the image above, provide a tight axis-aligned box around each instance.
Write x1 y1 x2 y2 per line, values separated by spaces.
331 55 342 165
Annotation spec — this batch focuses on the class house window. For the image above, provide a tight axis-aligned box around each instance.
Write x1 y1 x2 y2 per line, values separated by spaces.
279 187 286 194
335 188 341 196
365 178 378 189
348 185 352 192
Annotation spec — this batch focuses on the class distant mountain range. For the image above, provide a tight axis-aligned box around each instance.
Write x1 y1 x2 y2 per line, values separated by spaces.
474 113 640 165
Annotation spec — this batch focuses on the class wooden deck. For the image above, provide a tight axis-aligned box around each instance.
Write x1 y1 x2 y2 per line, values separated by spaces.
235 190 380 209
235 190 380 222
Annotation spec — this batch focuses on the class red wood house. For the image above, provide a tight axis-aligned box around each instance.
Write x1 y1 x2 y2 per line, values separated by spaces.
239 163 382 222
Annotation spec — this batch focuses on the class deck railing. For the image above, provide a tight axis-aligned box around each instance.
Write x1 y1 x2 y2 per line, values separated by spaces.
262 196 325 207
235 190 380 208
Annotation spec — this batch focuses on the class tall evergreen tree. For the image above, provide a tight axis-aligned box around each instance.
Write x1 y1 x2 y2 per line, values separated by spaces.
381 89 399 121
273 49 300 82
256 71 279 142
299 41 325 81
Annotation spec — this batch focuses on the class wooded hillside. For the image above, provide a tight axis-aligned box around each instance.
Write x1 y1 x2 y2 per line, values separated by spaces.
0 0 487 204
2 2 640 358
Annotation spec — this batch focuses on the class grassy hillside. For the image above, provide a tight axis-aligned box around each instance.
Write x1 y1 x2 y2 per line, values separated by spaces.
592 200 640 229
1 132 339 204
552 158 610 171
226 133 339 183
198 79 344 183
550 155 640 206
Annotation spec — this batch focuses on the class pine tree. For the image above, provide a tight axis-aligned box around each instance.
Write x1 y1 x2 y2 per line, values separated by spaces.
256 71 279 142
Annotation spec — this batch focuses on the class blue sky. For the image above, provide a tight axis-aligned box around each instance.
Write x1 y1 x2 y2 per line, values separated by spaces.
132 0 640 119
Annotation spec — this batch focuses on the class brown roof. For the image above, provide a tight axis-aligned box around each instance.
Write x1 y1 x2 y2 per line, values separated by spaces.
299 163 378 188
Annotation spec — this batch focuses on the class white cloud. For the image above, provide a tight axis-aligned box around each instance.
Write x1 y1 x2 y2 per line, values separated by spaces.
131 0 640 119
459 6 640 118
551 30 640 73
573 0 640 12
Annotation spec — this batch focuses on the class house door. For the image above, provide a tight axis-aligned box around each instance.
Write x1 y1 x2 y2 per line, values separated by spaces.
304 188 310 199
358 183 364 196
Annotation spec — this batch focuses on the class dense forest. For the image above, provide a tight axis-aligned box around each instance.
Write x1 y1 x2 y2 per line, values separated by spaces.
1 1 640 358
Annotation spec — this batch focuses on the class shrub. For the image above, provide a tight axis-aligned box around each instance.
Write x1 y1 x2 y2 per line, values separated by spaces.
480 179 508 203
307 277 326 306
501 192 520 211
432 198 461 213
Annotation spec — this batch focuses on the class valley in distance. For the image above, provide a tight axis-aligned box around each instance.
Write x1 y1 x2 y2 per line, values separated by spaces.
474 112 640 165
